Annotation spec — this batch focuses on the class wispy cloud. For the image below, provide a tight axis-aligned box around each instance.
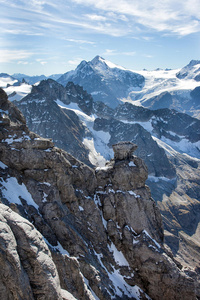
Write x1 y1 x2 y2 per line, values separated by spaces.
3 29 44 36
65 38 95 45
17 61 29 65
2 0 200 40
84 14 107 21
103 49 136 56
72 0 200 36
143 54 153 58
0 49 33 63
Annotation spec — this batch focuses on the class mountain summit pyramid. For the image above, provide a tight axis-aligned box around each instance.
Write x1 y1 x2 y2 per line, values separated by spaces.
58 56 145 108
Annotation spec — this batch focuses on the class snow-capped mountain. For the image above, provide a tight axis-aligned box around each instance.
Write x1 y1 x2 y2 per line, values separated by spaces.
57 56 200 118
176 59 200 80
57 55 145 108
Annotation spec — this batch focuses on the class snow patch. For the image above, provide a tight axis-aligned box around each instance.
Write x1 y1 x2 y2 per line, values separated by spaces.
148 175 176 183
121 119 154 133
0 161 8 169
108 242 129 267
44 237 70 256
129 161 136 167
128 191 141 198
143 230 161 249
1 177 39 210
42 182 51 187
83 138 107 167
93 248 149 299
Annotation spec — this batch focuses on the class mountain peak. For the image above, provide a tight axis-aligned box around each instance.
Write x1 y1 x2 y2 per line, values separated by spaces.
91 55 105 64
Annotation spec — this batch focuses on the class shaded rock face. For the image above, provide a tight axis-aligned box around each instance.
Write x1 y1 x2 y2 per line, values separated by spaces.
190 86 200 106
113 102 200 145
14 79 91 165
0 89 199 300
143 91 173 110
65 81 94 115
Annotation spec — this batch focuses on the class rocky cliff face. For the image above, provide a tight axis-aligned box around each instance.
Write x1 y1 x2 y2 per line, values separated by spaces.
0 88 199 299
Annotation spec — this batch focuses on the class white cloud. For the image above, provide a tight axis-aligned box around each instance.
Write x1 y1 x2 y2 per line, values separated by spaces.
85 14 107 21
123 51 136 56
143 54 153 58
0 50 33 63
17 61 29 65
36 58 47 65
103 49 136 56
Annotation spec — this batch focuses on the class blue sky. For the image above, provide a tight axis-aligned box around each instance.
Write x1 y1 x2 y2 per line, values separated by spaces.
0 0 200 75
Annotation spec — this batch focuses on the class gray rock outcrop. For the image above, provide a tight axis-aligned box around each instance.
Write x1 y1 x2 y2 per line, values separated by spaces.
112 141 138 160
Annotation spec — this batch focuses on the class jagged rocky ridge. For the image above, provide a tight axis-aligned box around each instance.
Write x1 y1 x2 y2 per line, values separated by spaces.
13 80 200 287
14 79 91 165
0 88 199 299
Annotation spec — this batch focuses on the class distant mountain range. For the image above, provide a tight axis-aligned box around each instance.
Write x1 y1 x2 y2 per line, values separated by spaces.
1 56 200 118
11 73 62 84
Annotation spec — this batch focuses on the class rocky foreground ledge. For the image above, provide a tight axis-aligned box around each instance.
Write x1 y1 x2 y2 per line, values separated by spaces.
0 88 198 299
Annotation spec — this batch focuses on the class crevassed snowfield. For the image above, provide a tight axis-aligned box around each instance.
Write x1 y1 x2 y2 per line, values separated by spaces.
126 68 200 105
